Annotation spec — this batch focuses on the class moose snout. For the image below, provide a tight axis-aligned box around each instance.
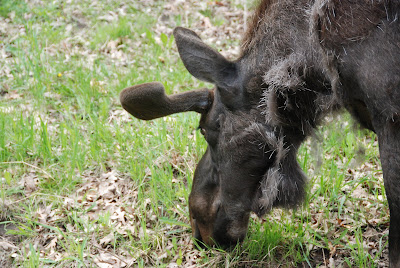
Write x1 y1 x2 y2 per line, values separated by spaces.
213 225 247 248
191 216 248 249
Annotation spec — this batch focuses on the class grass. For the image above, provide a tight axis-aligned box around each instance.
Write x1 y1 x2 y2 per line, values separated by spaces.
0 0 388 267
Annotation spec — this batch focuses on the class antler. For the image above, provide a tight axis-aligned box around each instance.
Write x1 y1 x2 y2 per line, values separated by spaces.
120 82 213 120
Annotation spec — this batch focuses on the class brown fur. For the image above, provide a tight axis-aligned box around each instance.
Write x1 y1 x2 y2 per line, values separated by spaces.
241 0 276 54
315 0 387 50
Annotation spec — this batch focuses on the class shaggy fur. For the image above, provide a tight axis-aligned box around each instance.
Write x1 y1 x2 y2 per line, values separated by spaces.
242 0 399 265
120 0 400 264
218 112 305 216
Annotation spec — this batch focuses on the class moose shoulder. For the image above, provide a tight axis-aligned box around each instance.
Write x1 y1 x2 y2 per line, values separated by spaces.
120 0 400 266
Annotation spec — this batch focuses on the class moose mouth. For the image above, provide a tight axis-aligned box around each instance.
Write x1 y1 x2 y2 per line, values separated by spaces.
190 208 249 248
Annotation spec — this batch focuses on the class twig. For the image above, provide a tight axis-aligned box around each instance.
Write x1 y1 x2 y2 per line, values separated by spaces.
0 161 54 181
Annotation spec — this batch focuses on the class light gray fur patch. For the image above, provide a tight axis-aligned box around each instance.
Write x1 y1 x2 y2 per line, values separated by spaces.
257 166 282 214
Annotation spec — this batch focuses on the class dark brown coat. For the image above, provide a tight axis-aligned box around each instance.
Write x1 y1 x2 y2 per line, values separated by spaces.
120 0 400 266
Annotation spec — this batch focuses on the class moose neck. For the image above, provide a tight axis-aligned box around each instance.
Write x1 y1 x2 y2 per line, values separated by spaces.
236 0 332 149
239 0 312 72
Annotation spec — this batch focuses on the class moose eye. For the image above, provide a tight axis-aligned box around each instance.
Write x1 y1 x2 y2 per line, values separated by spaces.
198 127 206 136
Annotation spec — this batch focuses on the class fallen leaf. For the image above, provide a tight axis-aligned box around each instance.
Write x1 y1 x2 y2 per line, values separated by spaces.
93 253 121 268
100 233 114 246
24 173 36 194
0 241 17 250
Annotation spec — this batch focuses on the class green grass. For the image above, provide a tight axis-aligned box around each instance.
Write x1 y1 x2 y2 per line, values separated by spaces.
0 0 28 19
0 0 388 267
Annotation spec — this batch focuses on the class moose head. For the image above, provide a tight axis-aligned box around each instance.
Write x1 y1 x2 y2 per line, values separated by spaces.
120 27 307 247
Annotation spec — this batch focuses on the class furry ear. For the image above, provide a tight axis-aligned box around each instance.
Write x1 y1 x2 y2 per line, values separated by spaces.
253 150 307 217
173 27 237 88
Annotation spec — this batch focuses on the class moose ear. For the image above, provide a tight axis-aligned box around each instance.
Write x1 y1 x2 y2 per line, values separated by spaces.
173 27 237 88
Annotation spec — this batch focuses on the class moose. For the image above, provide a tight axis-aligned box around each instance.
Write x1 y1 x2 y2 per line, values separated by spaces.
120 0 400 266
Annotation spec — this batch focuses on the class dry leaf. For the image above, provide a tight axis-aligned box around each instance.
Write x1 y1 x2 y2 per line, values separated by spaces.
93 253 122 268
100 233 114 246
4 90 22 100
0 241 17 250
45 237 58 255
24 174 36 194
202 17 212 28
352 185 369 199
